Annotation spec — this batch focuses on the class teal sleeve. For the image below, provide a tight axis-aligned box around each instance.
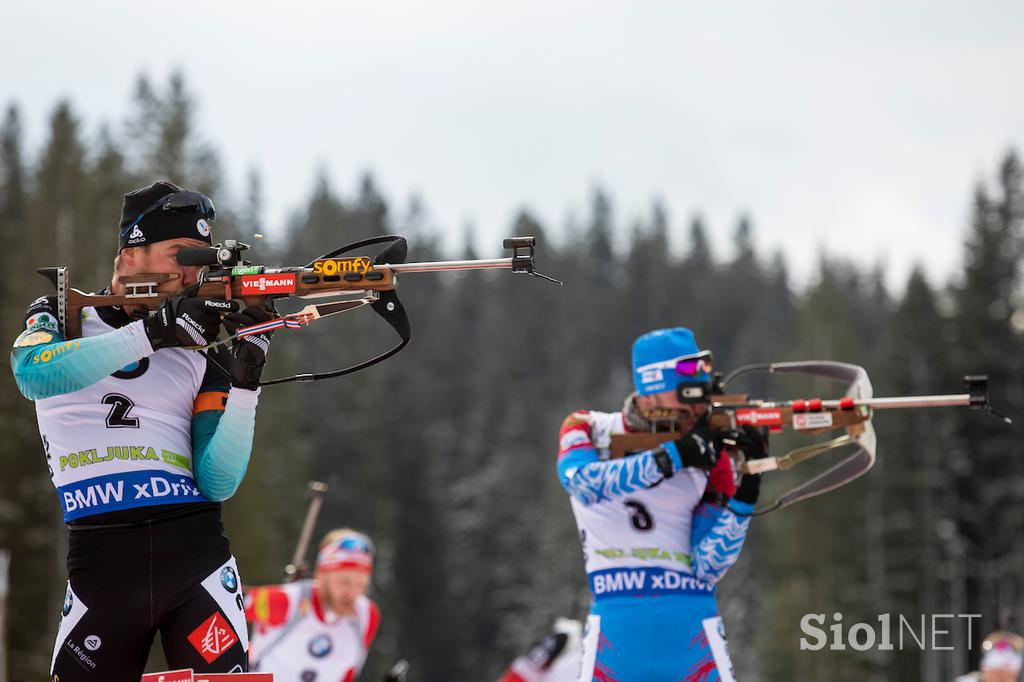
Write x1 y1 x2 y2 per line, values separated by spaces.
10 321 154 400
192 388 260 502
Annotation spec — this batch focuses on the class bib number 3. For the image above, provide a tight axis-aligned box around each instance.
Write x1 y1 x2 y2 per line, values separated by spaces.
103 393 140 429
625 499 654 532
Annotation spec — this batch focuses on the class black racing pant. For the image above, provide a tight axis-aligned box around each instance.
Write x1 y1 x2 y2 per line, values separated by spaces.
51 504 249 681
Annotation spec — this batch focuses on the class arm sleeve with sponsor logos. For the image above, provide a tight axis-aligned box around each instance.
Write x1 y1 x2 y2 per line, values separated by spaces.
192 356 259 502
556 411 685 506
10 297 154 400
688 497 753 585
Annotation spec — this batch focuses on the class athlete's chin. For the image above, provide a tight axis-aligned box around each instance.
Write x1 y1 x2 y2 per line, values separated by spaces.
329 600 357 616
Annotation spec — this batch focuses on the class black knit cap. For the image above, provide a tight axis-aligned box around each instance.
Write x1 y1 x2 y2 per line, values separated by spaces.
118 180 215 251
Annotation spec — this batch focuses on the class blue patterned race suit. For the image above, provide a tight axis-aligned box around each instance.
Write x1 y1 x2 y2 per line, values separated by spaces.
557 409 753 682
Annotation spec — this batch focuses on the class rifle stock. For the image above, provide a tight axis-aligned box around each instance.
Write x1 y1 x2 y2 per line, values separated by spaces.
38 260 398 340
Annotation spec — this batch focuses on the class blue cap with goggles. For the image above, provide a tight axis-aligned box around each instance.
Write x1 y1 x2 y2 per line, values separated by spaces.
631 327 713 402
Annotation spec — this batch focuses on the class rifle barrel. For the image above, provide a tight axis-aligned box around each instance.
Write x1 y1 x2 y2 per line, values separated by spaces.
836 394 974 410
722 393 975 411
382 257 515 273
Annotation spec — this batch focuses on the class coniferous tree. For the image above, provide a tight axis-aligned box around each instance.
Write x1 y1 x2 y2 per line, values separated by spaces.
123 71 222 195
949 151 1024 667
0 102 60 681
6 79 1024 681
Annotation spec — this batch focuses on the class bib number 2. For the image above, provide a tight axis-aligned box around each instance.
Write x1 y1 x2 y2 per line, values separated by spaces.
103 393 140 428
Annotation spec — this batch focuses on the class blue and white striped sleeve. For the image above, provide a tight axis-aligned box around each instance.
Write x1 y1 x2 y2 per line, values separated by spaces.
555 411 684 506
689 498 754 584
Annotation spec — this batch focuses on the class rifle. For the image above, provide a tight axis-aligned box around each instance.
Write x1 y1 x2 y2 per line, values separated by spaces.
610 361 1010 514
283 481 329 583
37 235 560 385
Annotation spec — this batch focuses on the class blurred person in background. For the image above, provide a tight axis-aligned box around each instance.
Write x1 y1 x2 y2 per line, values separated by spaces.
11 180 274 680
246 528 381 681
556 327 766 681
955 630 1023 682
498 618 583 682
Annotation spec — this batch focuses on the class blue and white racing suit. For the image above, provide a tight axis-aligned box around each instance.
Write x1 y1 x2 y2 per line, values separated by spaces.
557 409 753 682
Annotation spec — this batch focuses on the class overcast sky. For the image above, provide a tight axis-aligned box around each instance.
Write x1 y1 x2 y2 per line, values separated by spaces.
2 0 1022 290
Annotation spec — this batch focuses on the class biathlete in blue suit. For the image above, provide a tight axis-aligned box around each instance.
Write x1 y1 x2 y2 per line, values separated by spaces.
557 328 767 681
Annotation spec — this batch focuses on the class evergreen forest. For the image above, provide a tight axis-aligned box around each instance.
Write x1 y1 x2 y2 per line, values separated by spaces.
1 74 1022 682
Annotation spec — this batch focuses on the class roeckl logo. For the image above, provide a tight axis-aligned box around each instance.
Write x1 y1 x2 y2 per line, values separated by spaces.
239 274 296 294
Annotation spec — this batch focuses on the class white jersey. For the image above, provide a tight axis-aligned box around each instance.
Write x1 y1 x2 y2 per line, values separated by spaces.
34 305 212 520
247 581 380 682
562 410 708 577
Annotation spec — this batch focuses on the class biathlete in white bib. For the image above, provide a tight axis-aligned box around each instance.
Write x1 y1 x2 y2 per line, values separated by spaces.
557 328 768 681
246 528 381 681
11 181 276 681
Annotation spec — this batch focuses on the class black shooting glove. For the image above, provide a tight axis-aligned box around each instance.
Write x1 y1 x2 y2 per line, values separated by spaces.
731 425 769 505
672 413 720 470
223 306 274 389
144 286 237 350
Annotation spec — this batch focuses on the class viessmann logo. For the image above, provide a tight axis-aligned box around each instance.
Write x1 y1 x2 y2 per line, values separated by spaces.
735 408 783 428
239 274 296 294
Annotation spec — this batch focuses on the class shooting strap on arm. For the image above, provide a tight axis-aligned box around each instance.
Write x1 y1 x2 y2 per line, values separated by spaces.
653 447 674 479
